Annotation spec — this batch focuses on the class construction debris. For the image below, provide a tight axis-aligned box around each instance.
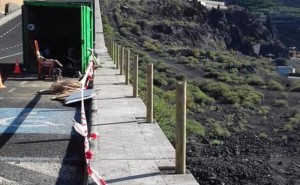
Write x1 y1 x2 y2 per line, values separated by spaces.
38 80 82 101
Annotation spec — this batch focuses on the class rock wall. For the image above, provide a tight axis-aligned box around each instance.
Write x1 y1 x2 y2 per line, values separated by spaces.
0 0 23 14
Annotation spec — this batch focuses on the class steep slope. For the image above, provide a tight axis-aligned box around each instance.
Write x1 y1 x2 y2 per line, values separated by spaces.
100 1 300 185
104 0 287 57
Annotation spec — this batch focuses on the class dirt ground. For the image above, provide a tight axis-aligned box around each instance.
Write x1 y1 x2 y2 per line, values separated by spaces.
186 89 300 185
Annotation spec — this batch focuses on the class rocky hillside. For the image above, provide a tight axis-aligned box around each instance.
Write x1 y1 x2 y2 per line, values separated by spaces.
227 0 300 49
101 1 300 184
103 0 287 58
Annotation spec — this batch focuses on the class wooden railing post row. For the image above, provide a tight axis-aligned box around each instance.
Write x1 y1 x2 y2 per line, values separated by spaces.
133 54 139 98
125 48 130 85
146 63 153 123
175 81 187 174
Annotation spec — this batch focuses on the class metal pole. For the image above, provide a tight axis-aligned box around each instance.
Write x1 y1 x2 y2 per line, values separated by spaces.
125 49 130 85
120 46 124 75
175 81 186 174
133 54 139 97
146 63 153 123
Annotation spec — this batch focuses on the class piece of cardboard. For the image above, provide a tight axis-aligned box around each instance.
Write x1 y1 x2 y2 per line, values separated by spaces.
64 89 96 104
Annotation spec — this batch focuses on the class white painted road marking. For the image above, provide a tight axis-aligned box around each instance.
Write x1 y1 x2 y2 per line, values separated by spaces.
8 88 16 92
20 81 27 85
0 52 23 60
0 117 64 127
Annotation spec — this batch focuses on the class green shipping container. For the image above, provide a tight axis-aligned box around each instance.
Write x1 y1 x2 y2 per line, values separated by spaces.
22 0 94 74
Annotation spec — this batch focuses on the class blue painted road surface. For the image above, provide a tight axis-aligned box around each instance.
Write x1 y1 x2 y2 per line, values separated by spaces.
0 108 80 134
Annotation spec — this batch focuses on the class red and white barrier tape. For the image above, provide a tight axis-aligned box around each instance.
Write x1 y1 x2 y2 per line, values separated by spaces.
73 61 107 185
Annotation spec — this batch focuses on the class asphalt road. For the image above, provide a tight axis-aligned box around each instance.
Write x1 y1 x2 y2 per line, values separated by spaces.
0 14 23 64
0 74 86 185
0 13 86 185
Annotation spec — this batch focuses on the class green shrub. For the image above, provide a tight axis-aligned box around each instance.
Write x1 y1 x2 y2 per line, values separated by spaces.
163 91 176 104
289 108 300 117
258 132 267 138
155 60 168 72
189 84 214 106
223 91 240 104
279 92 288 99
214 72 244 84
153 95 176 142
103 24 114 36
201 82 231 99
289 113 300 124
268 80 284 91
212 123 231 138
235 85 264 105
143 40 157 51
206 50 215 60
154 75 168 87
216 55 235 64
290 81 300 92
281 135 288 142
175 73 186 81
258 106 270 115
284 123 293 131
245 75 265 86
210 139 222 145
273 99 288 107
191 48 200 58
187 119 205 137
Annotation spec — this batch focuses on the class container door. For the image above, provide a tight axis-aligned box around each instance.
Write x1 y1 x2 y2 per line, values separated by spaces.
81 5 93 72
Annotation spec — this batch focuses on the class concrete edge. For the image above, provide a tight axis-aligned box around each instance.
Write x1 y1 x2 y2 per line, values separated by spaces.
0 8 22 26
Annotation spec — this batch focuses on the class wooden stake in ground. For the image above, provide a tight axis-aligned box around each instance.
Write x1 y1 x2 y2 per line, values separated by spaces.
147 63 153 123
133 54 139 98
125 49 130 85
175 81 186 174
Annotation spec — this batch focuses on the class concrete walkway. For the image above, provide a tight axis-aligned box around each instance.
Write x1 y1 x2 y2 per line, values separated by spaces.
88 0 199 184
88 53 199 185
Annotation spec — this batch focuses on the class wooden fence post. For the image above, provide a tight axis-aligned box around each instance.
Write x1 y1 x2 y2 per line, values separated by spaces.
125 49 130 85
107 40 110 56
175 81 186 174
147 63 153 123
133 54 139 97
116 45 119 69
114 43 117 65
120 46 124 75
108 40 111 56
112 42 115 63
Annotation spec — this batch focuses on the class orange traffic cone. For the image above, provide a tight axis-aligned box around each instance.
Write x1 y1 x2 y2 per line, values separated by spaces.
13 59 21 74
0 73 6 89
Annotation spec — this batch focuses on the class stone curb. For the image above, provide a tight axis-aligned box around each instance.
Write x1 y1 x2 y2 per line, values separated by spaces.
0 8 21 26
